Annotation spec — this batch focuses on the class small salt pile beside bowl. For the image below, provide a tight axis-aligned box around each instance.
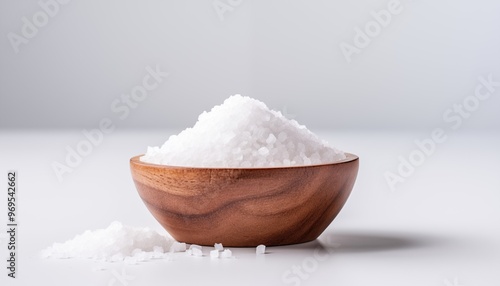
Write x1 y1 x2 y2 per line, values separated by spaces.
42 222 173 264
141 94 345 167
42 222 246 264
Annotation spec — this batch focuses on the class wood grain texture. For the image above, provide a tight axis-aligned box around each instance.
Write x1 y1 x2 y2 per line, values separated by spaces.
130 154 359 247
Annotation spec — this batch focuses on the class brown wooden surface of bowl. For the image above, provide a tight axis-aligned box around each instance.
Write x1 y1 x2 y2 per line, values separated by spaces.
130 153 359 247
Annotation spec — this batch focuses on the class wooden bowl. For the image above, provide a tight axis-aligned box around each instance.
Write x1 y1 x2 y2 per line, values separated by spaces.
130 153 359 247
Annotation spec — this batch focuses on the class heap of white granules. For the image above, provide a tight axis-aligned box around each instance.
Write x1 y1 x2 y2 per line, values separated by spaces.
141 95 345 167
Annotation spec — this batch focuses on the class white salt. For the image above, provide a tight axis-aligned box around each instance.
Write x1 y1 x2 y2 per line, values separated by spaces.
266 134 277 145
170 242 186 253
41 221 174 263
278 131 287 142
192 247 203 257
141 95 345 167
185 245 203 257
220 249 232 258
258 147 269 156
210 249 220 258
152 246 165 258
189 244 202 250
214 243 223 251
256 244 266 254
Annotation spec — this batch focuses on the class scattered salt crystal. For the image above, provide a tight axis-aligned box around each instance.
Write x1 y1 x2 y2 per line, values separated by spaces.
220 249 232 258
214 243 223 251
256 244 266 254
42 221 174 263
192 247 203 257
141 95 345 167
189 244 202 250
210 249 219 258
185 245 203 257
170 242 186 253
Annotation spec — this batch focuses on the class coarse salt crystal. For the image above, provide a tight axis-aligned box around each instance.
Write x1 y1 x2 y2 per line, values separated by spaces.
192 247 203 257
189 244 202 250
256 244 266 254
170 242 186 253
220 249 232 258
266 134 277 144
210 249 219 258
258 147 269 156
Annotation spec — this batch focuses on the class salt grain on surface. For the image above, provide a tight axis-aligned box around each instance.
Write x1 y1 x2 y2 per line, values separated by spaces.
42 221 174 263
220 249 233 258
141 95 345 167
210 249 220 259
256 244 266 254
170 242 186 253
192 247 203 257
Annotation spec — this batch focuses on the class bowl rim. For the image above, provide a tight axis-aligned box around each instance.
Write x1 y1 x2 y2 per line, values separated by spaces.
130 153 358 170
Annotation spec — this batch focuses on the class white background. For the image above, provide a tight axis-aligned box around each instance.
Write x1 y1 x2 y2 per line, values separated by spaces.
1 0 499 285
1 0 499 130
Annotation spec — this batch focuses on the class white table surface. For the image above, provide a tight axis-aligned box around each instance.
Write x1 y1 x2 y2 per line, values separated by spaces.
0 129 498 286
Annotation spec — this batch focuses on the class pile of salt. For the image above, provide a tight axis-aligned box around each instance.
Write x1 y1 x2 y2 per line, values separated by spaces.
141 95 345 167
42 221 174 264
